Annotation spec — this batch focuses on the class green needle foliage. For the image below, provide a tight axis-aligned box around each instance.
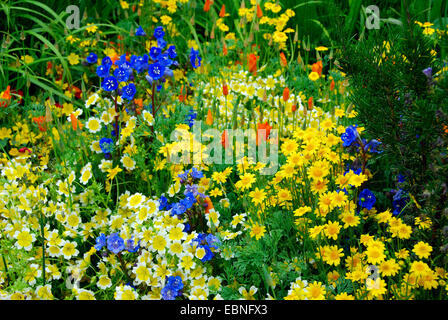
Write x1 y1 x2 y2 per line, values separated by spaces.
339 5 448 259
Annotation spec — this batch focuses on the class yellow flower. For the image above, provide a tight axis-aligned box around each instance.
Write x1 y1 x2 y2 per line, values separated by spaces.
21 55 34 64
308 72 320 81
120 0 129 9
306 281 326 300
160 15 172 25
315 46 329 51
86 23 98 33
249 187 267 205
67 53 80 65
412 241 433 259
249 222 266 240
107 166 122 180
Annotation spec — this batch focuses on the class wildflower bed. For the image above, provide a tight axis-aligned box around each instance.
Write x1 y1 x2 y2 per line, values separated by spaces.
0 0 447 301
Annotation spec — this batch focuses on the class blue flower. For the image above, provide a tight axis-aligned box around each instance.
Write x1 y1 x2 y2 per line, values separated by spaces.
131 54 149 73
102 56 113 68
364 139 382 154
163 68 174 78
423 67 432 78
99 137 113 154
125 238 140 253
161 286 178 300
94 233 107 250
189 48 201 69
397 174 406 184
153 26 165 39
101 76 118 92
159 195 171 211
358 189 376 210
190 167 204 179
86 52 98 64
185 109 197 128
106 233 125 254
157 37 167 49
96 65 110 78
122 83 137 100
166 276 184 291
198 244 214 262
149 46 162 61
111 123 120 137
205 234 221 250
392 188 409 216
148 62 164 80
158 53 173 68
167 45 177 59
178 170 189 182
135 25 146 36
341 125 359 147
114 67 130 82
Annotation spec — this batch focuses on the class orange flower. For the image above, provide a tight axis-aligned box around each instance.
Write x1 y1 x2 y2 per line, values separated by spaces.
257 122 272 145
70 113 84 131
221 130 229 148
204 197 214 214
223 83 229 96
223 43 228 56
256 4 263 18
312 60 323 76
110 53 120 65
206 109 213 126
308 96 314 110
248 53 258 76
179 85 186 102
282 87 290 102
33 116 47 132
0 86 11 107
219 4 226 17
292 104 297 112
204 0 213 12
280 52 287 67
330 79 335 91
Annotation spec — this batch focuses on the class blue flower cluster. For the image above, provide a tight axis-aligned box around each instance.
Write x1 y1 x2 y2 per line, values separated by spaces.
161 276 184 300
94 233 139 254
391 188 409 216
341 125 359 147
358 188 376 210
185 109 197 128
189 48 201 69
192 233 220 262
99 137 113 159
86 52 98 64
341 125 382 154
146 26 177 84
93 26 180 102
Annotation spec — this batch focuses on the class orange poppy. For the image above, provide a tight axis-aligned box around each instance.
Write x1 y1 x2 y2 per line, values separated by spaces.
223 43 228 56
219 4 226 17
312 60 323 76
330 79 335 91
280 52 287 67
256 4 263 18
206 109 213 126
248 53 258 76
257 122 272 145
282 87 290 102
204 197 214 214
33 116 47 132
70 113 84 130
308 96 314 110
223 83 229 96
204 0 213 12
